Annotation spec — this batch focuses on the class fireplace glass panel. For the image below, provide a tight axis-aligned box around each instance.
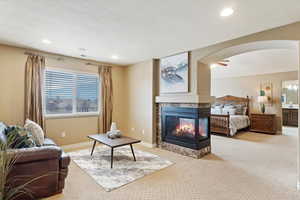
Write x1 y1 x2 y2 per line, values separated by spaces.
166 116 196 139
199 118 208 139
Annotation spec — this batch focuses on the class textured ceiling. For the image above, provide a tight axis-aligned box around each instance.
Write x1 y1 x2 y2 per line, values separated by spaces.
0 0 300 65
211 49 298 79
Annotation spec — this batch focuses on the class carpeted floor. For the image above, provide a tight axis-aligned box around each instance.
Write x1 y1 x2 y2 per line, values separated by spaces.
46 127 300 200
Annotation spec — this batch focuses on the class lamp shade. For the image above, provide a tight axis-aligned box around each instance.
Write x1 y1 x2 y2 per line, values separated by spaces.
257 96 268 103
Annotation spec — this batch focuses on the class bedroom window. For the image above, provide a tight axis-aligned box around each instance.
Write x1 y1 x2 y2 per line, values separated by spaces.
44 69 100 117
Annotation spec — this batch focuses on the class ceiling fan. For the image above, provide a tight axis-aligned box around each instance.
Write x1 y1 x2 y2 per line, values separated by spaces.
210 59 230 68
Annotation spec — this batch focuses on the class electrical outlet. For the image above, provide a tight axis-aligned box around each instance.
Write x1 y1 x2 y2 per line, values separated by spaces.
131 127 135 132
61 131 66 138
142 129 145 135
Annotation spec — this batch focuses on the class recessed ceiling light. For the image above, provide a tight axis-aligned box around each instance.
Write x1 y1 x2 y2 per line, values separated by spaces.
220 8 234 17
111 55 119 60
42 39 52 44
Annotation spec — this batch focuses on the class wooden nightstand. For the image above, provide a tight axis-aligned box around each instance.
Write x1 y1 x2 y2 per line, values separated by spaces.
250 113 276 134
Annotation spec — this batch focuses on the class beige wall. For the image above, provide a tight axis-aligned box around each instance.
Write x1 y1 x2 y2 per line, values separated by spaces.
0 44 126 145
212 71 298 132
0 45 26 126
123 60 155 144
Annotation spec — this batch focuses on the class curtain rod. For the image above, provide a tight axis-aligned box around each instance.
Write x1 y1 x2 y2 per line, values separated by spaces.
24 51 64 61
24 51 107 67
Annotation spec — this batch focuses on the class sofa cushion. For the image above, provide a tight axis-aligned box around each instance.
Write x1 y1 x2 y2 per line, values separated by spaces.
24 119 45 146
43 138 57 146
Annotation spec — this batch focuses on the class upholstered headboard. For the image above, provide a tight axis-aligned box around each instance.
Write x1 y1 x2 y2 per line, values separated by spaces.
213 95 250 116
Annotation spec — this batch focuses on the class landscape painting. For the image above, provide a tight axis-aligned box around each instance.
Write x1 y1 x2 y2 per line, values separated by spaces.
160 52 189 93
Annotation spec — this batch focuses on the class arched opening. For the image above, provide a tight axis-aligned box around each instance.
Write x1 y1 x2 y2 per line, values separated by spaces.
201 40 299 189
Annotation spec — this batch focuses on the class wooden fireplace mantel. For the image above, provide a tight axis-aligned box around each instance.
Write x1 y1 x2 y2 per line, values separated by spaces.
155 94 213 104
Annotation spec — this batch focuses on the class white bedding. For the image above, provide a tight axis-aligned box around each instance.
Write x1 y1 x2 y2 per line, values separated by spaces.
229 115 250 136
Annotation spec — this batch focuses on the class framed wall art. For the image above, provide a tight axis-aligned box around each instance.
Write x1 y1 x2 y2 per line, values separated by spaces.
160 52 189 93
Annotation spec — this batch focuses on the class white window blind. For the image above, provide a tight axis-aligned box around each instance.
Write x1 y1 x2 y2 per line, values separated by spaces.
76 74 99 113
44 69 100 116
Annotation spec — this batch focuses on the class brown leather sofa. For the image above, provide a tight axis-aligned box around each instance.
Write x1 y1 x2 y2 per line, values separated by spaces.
0 123 70 200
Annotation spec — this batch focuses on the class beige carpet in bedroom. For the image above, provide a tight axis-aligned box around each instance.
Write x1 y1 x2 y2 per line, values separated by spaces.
46 127 300 200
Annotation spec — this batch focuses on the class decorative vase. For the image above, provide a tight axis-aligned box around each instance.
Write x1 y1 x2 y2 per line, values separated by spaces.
107 122 122 139
110 122 117 131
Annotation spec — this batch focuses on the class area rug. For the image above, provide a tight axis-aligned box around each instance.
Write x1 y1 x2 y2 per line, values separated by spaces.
69 146 173 192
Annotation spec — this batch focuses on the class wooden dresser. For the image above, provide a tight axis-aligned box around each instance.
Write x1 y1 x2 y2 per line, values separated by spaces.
250 113 276 134
282 108 298 127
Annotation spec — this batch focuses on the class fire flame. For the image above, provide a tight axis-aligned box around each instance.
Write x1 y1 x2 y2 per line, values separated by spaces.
174 118 207 137
175 120 195 136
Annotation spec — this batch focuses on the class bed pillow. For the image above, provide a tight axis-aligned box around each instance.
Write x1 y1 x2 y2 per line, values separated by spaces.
212 103 223 109
234 104 248 115
24 119 45 146
211 108 222 115
235 104 243 115
224 105 235 109
222 108 236 115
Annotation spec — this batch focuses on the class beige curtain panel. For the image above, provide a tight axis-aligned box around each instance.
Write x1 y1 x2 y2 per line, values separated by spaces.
98 65 113 133
24 55 45 129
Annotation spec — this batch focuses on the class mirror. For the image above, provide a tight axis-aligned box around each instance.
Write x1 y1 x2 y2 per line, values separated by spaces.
282 80 298 108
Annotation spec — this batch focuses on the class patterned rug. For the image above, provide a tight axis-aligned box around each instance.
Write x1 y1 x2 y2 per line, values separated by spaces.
69 145 173 192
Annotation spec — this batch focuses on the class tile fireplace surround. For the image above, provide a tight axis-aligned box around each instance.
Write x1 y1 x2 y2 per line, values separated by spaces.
156 103 211 159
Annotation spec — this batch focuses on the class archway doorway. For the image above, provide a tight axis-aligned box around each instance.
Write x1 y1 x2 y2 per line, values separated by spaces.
201 40 300 189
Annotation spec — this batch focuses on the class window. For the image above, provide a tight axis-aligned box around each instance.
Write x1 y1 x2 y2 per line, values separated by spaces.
44 69 100 116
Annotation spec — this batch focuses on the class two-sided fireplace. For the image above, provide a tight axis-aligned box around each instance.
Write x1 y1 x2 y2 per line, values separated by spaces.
161 106 210 150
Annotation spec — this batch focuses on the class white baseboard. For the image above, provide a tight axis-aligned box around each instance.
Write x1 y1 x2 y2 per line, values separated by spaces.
140 141 156 148
62 141 91 151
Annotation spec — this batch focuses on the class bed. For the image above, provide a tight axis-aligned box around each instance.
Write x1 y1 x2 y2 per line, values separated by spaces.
210 95 250 136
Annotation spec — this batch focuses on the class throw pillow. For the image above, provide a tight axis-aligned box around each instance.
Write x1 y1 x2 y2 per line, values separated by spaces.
24 119 45 146
5 126 36 148
0 122 8 144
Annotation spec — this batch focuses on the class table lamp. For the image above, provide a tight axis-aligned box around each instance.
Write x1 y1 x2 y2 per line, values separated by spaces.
258 96 268 114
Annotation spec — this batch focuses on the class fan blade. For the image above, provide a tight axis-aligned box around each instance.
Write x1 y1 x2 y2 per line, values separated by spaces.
217 62 228 67
220 59 230 62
